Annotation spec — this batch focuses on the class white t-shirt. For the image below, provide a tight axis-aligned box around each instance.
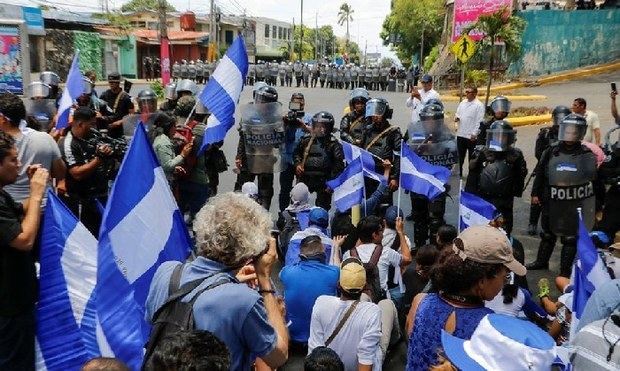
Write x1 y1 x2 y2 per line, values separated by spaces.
455 98 486 138
343 242 402 292
381 228 410 294
406 88 440 124
308 295 382 371
582 110 601 143
485 289 526 317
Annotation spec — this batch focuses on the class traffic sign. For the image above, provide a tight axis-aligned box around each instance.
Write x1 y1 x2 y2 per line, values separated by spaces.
450 35 476 64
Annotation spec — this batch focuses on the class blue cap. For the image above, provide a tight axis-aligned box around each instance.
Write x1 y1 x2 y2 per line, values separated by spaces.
384 206 403 225
421 74 432 83
309 207 329 228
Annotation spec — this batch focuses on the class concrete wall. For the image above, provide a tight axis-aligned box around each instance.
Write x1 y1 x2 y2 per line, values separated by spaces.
509 9 620 76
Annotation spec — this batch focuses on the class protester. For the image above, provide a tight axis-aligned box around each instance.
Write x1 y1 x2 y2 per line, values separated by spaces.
405 74 440 124
576 278 620 332
454 86 485 176
145 330 230 371
401 244 440 318
280 235 340 345
81 357 130 371
405 225 527 370
308 257 382 371
151 113 192 185
572 97 601 144
304 346 345 371
285 207 333 266
435 224 457 251
0 130 49 370
570 311 620 369
381 206 412 313
145 192 289 370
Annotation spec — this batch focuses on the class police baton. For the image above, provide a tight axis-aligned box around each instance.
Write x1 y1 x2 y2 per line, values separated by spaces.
523 171 535 192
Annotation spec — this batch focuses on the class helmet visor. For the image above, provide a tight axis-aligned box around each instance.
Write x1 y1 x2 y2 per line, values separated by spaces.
138 97 157 113
558 123 586 142
28 83 50 99
165 84 177 100
490 99 511 115
365 100 387 118
552 111 569 127
486 129 515 151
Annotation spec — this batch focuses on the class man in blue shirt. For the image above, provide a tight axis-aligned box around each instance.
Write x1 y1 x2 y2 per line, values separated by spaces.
285 207 333 266
280 235 339 345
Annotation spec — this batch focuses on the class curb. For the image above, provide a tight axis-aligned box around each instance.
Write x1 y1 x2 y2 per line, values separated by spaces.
442 94 547 102
506 113 551 127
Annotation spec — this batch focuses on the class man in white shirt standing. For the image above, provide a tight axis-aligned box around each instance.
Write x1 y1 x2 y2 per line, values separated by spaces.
308 257 382 371
455 86 486 177
572 97 601 144
405 74 440 124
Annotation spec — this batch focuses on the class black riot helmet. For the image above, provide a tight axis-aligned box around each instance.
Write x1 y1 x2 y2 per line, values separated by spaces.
137 89 158 113
349 88 370 109
289 92 305 111
489 95 511 119
425 98 444 110
558 113 587 143
486 120 516 152
419 103 445 137
552 105 572 127
311 111 335 137
254 85 278 104
252 81 268 99
365 98 393 120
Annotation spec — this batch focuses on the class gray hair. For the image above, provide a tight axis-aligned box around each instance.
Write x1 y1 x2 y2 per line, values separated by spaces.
193 192 272 267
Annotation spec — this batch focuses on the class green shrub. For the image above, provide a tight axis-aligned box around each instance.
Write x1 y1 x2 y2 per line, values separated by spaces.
150 80 164 99
424 45 439 72
465 69 488 88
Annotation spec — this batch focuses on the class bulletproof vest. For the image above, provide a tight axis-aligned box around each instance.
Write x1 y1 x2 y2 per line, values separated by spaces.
365 123 396 160
343 112 366 143
546 147 597 235
303 136 331 176
187 65 196 76
478 151 517 197
195 63 204 75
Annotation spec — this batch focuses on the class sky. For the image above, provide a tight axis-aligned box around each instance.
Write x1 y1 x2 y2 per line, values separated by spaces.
12 0 398 61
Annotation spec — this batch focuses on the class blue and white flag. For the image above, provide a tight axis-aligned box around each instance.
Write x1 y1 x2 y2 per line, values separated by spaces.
400 144 451 200
340 140 386 183
326 158 365 212
96 123 191 368
36 190 99 370
570 213 610 339
459 191 498 231
200 36 249 148
56 53 84 130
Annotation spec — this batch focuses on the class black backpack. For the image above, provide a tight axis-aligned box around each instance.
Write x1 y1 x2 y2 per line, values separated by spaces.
278 210 301 259
350 245 386 303
142 263 230 370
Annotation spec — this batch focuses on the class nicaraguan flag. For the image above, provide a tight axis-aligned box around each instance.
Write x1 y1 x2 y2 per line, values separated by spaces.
400 144 451 200
459 191 498 231
56 53 84 129
340 140 386 183
200 36 249 148
326 158 365 212
36 190 99 370
570 213 610 339
96 123 191 368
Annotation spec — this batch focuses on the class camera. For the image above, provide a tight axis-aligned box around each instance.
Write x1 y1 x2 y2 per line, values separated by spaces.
87 129 127 161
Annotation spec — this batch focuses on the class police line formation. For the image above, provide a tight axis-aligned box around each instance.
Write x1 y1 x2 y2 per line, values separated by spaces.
25 66 619 283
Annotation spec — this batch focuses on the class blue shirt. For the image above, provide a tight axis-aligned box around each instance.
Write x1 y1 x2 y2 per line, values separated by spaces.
279 260 339 343
285 226 333 266
146 257 277 371
283 114 311 165
576 279 620 332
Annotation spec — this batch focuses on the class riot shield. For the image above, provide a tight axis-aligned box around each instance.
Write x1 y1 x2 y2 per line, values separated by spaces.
241 102 285 174
407 119 458 167
547 150 597 236
122 113 159 138
25 99 56 131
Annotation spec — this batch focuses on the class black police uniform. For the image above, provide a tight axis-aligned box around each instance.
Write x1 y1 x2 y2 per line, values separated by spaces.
340 111 367 146
99 89 132 138
528 125 559 229
598 145 620 239
361 120 402 204
294 134 345 210
465 147 528 236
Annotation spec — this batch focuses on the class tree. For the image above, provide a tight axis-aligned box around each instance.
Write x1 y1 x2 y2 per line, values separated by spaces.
380 0 444 66
120 0 175 12
337 3 354 51
463 7 526 105
93 12 133 32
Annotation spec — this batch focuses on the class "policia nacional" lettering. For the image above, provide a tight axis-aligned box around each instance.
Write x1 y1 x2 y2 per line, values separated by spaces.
550 183 594 201
244 132 285 147
421 153 458 167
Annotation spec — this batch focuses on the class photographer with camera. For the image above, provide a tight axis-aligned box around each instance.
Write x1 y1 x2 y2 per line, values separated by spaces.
59 107 118 236
279 92 311 212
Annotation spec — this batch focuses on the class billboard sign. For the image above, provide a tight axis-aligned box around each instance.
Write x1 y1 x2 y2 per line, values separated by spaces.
452 0 512 42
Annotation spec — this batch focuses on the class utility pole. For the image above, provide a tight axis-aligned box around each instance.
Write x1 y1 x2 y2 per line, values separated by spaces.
209 0 215 61
364 39 367 65
299 0 303 61
314 11 318 61
158 0 170 84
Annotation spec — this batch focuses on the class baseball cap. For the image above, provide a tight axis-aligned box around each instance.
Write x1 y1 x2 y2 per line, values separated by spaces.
442 314 560 371
241 182 258 198
107 72 121 82
384 206 403 225
452 225 527 276
339 257 366 293
420 74 433 83
309 207 329 228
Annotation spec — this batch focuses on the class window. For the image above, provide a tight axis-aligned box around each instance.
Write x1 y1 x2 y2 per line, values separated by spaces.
272 25 277 39
265 24 270 38
225 30 233 45
278 27 283 39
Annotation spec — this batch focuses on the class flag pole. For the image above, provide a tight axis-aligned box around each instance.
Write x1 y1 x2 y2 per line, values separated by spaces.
397 139 403 212
183 102 198 126
457 178 463 233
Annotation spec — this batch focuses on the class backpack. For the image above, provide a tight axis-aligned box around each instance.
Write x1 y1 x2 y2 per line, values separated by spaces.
386 236 401 290
278 210 301 260
142 263 230 370
350 245 386 303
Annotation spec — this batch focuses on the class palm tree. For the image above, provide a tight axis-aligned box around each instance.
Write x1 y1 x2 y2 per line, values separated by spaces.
337 3 354 51
464 7 526 105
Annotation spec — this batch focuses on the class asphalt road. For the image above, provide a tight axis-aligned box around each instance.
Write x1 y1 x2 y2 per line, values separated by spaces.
110 70 619 369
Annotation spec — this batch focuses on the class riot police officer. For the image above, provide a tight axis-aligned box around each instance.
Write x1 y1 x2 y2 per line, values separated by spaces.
528 105 570 235
340 88 370 146
278 62 286 87
478 95 511 145
195 59 204 84
405 102 458 246
172 61 181 81
160 82 178 114
598 124 620 240
187 60 197 81
176 79 198 98
40 71 61 108
234 85 284 210
121 89 160 138
285 62 293 87
527 114 598 277
99 72 132 138
294 112 345 210
279 93 311 211
362 98 402 202
465 120 528 236
25 81 55 131
294 61 303 87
